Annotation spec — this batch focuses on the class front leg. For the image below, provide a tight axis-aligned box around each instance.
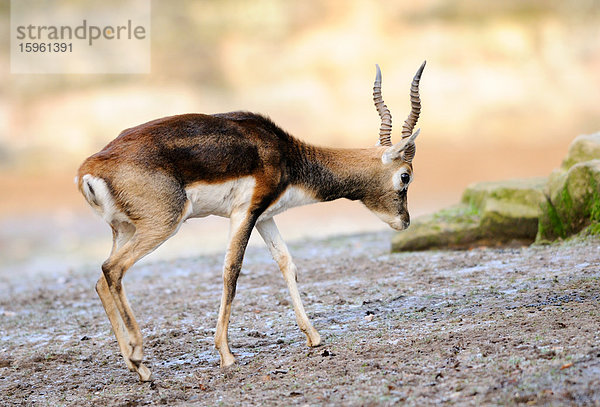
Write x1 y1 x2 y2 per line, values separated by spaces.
214 211 257 367
256 218 321 347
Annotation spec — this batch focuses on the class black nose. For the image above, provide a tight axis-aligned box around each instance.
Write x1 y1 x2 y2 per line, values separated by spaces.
402 220 410 229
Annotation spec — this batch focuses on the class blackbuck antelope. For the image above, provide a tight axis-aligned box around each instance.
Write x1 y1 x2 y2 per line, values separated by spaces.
77 62 426 381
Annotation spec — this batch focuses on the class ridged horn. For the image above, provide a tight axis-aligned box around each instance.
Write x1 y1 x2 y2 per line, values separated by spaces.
401 61 426 140
373 64 393 146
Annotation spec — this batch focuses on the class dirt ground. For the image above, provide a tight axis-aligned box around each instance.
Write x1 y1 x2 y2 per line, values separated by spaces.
0 231 599 406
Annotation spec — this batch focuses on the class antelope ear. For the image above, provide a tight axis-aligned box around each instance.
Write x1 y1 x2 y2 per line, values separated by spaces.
402 141 416 163
381 129 420 164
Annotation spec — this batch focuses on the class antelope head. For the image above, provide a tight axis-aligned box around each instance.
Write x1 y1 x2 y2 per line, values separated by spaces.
362 61 426 231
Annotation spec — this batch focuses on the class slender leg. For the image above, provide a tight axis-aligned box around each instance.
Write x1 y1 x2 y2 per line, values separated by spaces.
214 211 257 367
256 218 321 347
96 275 137 371
101 222 177 381
96 225 136 371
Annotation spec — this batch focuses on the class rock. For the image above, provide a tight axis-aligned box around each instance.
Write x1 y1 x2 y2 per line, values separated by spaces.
392 178 546 251
469 178 546 242
392 132 600 251
546 133 600 199
536 159 600 241
561 132 600 170
461 178 547 211
479 198 541 240
536 133 600 242
391 205 483 251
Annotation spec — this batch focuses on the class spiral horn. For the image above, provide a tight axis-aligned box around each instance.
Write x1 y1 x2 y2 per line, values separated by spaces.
373 64 393 146
401 61 426 140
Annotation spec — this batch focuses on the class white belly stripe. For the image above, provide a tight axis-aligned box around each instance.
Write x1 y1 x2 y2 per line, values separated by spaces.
184 176 256 219
259 185 318 221
184 178 318 221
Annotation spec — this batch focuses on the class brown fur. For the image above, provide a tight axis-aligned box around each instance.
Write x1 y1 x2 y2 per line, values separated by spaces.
78 113 411 222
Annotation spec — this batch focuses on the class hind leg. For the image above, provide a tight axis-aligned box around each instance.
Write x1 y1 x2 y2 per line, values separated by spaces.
83 170 188 381
95 223 137 371
100 220 181 382
96 275 140 372
99 222 176 381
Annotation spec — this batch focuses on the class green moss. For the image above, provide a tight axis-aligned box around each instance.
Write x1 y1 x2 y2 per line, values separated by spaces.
461 187 486 211
539 164 600 241
432 203 480 223
462 178 547 211
555 185 578 236
587 176 600 222
586 222 600 236
584 176 600 236
538 198 566 240
559 187 574 214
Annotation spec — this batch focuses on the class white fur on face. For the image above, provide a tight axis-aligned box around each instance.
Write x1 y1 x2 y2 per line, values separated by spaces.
392 168 411 191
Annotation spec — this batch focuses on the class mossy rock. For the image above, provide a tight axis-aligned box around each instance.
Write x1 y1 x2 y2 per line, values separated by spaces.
392 133 600 251
561 132 600 170
391 204 485 251
462 177 547 211
393 178 547 252
537 159 600 241
480 198 540 240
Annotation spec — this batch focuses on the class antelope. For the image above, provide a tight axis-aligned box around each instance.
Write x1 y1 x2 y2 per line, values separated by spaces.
77 61 426 381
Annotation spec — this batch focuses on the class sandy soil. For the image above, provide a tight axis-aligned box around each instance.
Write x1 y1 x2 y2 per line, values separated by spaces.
1 231 599 406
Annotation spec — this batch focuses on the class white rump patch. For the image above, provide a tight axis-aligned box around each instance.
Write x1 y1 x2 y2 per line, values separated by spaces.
81 174 130 224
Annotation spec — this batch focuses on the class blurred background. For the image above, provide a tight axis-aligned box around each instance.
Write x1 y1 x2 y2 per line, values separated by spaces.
1 0 599 278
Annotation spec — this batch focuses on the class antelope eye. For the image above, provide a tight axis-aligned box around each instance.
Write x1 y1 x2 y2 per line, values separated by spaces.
400 173 410 184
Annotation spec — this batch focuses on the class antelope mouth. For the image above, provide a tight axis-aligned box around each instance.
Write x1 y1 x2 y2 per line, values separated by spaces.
372 211 410 231
389 219 410 231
